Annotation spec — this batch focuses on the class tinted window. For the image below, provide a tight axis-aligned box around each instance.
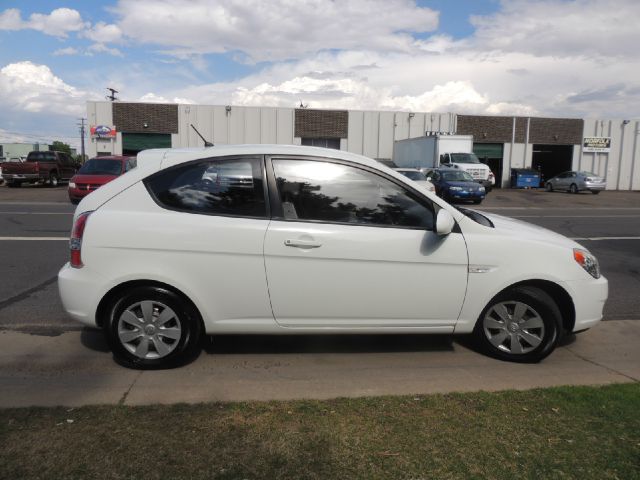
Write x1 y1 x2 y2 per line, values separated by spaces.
27 152 56 162
272 159 434 229
78 159 123 175
146 157 266 217
442 171 474 182
399 170 427 181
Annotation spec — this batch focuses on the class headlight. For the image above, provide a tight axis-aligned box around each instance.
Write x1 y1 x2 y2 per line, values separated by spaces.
573 248 600 279
69 182 76 188
450 186 463 191
479 186 485 192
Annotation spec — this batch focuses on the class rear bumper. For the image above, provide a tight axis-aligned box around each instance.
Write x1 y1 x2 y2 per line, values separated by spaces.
58 262 105 328
584 182 606 191
3 173 41 181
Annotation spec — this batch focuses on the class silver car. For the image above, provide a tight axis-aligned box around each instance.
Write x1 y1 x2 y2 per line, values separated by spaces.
545 171 606 194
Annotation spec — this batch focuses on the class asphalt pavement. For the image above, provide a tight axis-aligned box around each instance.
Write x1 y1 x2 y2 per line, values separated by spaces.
0 185 639 406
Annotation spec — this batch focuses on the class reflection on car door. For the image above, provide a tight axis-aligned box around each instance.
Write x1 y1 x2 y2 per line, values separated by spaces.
263 157 469 329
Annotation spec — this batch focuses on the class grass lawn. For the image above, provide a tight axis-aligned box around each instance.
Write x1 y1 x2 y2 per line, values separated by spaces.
1 383 639 479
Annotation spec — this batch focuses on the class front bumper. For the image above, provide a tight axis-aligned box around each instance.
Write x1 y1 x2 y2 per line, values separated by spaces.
560 275 608 332
68 187 91 201
447 189 486 201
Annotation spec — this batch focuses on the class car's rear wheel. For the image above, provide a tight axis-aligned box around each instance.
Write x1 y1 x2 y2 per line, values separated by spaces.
7 181 21 188
48 173 59 187
570 183 578 194
104 286 203 369
546 182 553 192
474 286 562 363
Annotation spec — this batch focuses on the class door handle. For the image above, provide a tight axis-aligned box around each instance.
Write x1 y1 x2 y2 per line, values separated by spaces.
284 238 322 249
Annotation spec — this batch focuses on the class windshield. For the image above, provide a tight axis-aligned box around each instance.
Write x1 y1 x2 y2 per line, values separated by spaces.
27 152 56 162
400 170 427 181
442 171 475 182
78 159 123 175
449 153 480 164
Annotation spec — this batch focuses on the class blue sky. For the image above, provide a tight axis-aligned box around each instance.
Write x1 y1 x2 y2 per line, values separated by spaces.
0 0 638 149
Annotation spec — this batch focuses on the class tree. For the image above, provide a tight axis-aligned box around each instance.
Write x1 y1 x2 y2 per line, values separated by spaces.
50 141 72 155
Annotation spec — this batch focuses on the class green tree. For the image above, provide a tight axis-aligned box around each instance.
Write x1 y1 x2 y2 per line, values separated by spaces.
49 141 72 155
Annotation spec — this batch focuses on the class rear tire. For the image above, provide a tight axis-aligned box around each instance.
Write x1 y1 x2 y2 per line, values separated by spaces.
570 183 578 194
104 286 203 369
474 286 562 363
48 174 59 188
7 181 21 188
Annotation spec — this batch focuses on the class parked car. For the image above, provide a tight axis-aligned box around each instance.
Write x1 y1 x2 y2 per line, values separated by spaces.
426 168 486 204
545 171 606 194
1 150 78 187
393 168 436 192
58 145 607 369
68 156 136 204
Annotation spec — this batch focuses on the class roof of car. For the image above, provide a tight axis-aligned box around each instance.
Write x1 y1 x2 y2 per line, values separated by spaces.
154 144 385 171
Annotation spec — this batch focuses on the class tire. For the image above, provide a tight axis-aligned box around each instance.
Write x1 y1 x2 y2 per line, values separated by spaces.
546 182 553 192
104 286 203 369
473 286 562 363
569 183 578 194
70 198 80 205
48 173 59 188
472 198 482 204
7 181 21 188
591 190 600 195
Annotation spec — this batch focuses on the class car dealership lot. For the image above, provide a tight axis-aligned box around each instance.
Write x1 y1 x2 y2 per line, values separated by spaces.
0 185 639 406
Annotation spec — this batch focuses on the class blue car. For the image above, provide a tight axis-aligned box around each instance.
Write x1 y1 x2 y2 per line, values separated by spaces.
426 168 486 204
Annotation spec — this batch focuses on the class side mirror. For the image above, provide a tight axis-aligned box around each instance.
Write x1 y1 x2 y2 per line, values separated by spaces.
436 209 455 236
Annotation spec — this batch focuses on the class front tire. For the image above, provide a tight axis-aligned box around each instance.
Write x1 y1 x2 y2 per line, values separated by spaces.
570 183 578 194
104 286 203 369
472 198 482 204
546 182 553 192
474 286 562 363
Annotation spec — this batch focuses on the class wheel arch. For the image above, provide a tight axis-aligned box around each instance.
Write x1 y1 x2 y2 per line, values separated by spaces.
96 279 204 329
491 279 576 333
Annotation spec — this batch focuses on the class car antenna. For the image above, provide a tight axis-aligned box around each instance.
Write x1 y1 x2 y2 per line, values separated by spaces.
190 124 214 147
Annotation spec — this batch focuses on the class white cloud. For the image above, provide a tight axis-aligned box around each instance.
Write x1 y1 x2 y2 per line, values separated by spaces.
53 47 80 56
81 22 123 44
87 43 124 57
139 92 195 104
0 61 91 115
0 7 85 38
470 0 640 59
112 0 438 61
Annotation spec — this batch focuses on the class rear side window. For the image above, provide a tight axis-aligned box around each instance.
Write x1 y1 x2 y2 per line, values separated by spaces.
27 152 56 162
145 157 266 218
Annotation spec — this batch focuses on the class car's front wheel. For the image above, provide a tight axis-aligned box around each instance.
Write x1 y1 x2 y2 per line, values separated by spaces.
569 183 579 194
546 182 553 192
104 286 203 369
474 286 562 363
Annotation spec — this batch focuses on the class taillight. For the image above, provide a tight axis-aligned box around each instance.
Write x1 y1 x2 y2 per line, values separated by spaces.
70 211 92 268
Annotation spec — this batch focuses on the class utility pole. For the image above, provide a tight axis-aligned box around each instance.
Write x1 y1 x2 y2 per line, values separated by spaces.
106 87 118 101
77 118 86 161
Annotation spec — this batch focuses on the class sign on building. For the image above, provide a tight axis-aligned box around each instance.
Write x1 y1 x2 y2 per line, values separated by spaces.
90 125 117 138
583 137 611 153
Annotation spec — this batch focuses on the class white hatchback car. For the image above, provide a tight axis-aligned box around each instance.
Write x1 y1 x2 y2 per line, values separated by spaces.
58 145 608 368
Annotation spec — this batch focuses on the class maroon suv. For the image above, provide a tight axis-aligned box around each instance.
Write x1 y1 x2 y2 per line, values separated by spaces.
68 156 136 204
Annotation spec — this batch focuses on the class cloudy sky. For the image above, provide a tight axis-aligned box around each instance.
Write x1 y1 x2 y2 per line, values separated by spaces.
1 0 638 149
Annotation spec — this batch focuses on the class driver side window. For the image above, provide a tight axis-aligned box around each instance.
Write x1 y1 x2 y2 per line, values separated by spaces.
272 159 435 230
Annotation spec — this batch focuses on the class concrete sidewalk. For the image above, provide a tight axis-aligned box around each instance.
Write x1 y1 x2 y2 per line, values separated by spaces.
1 320 638 408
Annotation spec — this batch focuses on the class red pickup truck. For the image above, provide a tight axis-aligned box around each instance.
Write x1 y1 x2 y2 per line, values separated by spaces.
2 151 78 187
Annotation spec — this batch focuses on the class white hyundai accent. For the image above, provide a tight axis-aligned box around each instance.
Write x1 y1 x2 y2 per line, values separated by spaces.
58 145 608 368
